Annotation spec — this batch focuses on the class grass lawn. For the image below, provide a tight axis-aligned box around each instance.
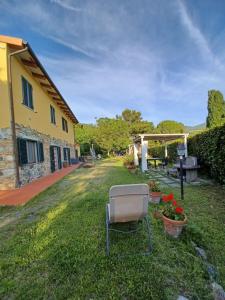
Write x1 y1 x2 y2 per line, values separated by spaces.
0 158 225 299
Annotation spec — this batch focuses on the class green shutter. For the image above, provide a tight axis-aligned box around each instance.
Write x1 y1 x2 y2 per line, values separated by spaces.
50 146 55 172
68 148 71 164
22 77 28 106
29 84 34 109
37 142 44 162
18 138 28 165
57 147 62 169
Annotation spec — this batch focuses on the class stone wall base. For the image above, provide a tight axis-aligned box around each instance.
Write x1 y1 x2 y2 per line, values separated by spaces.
0 125 76 190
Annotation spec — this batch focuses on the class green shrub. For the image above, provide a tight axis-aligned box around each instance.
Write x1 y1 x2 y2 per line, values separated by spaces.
123 154 134 167
188 124 225 183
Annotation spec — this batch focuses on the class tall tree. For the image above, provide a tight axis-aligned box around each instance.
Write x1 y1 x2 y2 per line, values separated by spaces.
156 120 184 133
206 90 225 128
75 124 97 145
95 118 130 155
121 109 154 135
122 109 142 124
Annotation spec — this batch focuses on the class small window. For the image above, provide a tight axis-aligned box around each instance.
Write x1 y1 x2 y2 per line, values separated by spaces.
26 140 37 163
62 117 68 132
50 105 56 124
22 77 34 109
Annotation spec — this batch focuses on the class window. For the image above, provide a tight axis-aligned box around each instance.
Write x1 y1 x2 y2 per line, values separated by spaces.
62 117 68 132
27 140 37 163
22 77 34 109
17 138 44 165
50 105 56 124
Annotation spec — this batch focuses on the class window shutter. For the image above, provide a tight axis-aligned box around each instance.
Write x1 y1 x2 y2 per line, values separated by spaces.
50 146 55 172
22 77 28 106
17 138 21 166
19 138 28 165
68 148 71 164
63 148 66 161
37 142 44 162
58 147 62 169
29 84 34 109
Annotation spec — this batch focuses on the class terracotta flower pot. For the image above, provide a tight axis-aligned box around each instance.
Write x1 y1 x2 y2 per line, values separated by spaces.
162 214 187 238
150 192 162 204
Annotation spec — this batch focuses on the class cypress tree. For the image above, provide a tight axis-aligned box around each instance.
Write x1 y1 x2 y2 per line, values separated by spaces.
206 90 225 128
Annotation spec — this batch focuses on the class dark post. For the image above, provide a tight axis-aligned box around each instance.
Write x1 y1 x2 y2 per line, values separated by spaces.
177 143 185 201
179 156 184 200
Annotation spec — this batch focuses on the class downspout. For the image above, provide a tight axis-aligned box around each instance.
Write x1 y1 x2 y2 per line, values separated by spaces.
8 46 28 188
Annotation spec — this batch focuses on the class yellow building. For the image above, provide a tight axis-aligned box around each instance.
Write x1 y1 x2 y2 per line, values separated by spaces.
0 35 79 190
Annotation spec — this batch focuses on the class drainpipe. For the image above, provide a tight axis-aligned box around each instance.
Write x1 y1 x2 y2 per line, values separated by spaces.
8 46 28 188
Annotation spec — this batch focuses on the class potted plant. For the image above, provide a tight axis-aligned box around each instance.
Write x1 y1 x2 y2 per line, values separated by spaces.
161 193 187 238
148 181 161 203
123 155 136 172
63 161 69 168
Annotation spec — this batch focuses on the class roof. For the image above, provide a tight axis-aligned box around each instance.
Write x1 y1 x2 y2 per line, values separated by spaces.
0 35 78 124
134 133 189 142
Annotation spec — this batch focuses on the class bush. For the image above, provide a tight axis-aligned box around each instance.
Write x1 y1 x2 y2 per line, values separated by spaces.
188 124 225 183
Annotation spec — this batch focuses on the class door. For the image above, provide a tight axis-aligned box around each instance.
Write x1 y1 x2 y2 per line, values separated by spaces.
50 146 62 172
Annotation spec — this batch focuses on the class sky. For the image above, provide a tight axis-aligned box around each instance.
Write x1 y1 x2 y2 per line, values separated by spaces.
1 0 225 126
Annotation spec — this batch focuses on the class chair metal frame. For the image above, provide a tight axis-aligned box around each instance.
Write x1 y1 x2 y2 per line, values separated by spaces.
106 204 152 256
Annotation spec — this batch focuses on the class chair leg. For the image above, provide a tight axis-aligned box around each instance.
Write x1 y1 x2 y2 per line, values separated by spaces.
144 216 152 253
106 205 110 256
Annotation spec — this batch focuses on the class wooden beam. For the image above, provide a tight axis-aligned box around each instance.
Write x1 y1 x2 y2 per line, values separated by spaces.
48 91 58 96
40 82 52 88
21 59 37 68
32 72 46 80
53 97 61 101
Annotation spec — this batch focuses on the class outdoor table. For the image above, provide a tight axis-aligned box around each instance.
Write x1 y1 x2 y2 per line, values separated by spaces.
147 157 164 169
174 164 200 183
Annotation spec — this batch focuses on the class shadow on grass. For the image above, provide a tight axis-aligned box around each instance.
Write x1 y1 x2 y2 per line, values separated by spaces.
1 159 225 299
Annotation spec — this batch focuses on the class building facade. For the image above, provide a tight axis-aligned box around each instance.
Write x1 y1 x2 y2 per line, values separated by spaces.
0 35 80 190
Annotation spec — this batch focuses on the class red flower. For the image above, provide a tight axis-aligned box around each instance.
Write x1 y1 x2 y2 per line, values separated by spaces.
167 193 174 201
172 200 178 207
175 207 184 214
162 195 170 202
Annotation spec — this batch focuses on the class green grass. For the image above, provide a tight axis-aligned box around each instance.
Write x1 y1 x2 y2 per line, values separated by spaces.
0 159 225 299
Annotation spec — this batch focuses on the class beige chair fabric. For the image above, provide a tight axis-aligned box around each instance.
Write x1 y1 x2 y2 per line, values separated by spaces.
108 184 149 223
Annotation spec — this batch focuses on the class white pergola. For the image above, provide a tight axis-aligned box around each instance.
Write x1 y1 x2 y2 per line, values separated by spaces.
133 133 189 172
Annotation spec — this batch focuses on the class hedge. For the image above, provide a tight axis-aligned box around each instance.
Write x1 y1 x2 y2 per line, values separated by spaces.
188 124 225 183
149 124 225 183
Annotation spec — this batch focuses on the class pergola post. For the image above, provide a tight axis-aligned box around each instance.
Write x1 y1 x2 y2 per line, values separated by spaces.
133 143 139 166
141 138 148 172
184 134 188 157
165 142 168 158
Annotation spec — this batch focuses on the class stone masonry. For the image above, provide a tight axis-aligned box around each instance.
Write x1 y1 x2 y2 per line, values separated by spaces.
0 124 76 190
0 127 16 190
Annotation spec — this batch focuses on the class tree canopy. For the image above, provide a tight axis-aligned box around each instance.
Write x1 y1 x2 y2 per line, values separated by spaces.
75 110 186 156
95 118 130 155
206 90 225 128
122 109 142 124
156 120 184 133
121 109 154 135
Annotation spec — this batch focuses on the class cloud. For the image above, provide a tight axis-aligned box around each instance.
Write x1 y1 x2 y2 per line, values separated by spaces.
176 0 222 68
50 0 82 12
1 0 225 125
